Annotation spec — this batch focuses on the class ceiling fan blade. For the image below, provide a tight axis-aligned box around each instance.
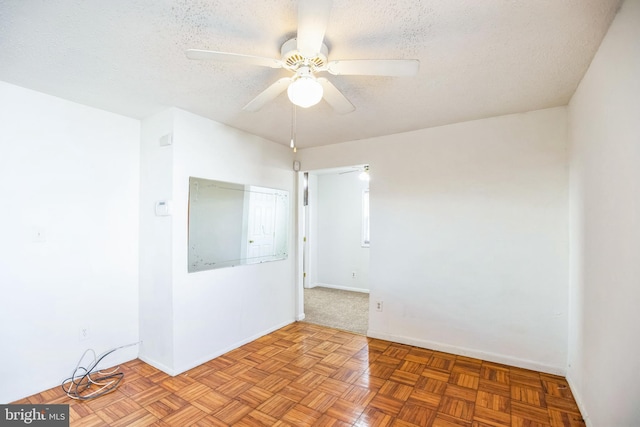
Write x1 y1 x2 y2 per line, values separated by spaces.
242 77 292 112
318 78 355 114
185 49 283 69
297 0 333 57
327 59 420 76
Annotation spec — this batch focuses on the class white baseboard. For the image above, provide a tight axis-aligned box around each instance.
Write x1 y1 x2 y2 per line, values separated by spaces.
138 355 177 376
566 374 591 426
296 313 306 321
171 319 295 376
311 282 370 294
139 319 295 377
366 329 566 376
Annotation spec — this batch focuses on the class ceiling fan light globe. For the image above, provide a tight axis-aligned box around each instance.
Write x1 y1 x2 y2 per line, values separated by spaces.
287 77 323 108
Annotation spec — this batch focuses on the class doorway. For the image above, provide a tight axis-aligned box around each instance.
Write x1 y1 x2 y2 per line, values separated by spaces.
297 166 370 334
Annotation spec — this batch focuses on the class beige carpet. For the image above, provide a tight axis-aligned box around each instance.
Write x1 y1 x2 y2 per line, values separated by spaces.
303 286 369 335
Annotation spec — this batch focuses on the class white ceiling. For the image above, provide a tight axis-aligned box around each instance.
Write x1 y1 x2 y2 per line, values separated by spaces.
0 0 621 149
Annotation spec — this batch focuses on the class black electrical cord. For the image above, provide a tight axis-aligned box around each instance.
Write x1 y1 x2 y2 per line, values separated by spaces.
61 342 139 400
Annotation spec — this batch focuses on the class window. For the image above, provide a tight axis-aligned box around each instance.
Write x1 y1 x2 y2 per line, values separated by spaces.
362 189 370 247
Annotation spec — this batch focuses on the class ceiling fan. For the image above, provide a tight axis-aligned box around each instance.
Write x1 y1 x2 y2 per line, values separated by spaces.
185 0 419 114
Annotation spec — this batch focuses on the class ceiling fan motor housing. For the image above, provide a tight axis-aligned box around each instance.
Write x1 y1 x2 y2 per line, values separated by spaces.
281 38 328 71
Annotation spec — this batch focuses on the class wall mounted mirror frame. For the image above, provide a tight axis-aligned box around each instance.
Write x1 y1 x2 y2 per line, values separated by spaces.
188 177 289 272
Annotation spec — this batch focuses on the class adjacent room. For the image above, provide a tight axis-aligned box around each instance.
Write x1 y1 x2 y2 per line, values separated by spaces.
0 1 638 426
302 167 371 335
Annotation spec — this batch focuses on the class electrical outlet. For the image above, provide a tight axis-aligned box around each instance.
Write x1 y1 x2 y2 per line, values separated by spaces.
79 327 90 341
352 271 357 278
376 301 383 312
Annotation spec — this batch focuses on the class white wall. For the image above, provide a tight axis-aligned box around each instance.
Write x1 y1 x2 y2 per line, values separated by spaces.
296 107 569 373
139 109 175 372
314 172 370 292
567 0 640 425
0 82 140 403
139 108 297 374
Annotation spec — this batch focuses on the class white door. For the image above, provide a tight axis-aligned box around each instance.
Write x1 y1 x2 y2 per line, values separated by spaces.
247 190 276 261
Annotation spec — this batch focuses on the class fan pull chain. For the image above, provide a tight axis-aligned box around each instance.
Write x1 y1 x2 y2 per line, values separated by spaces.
290 105 297 152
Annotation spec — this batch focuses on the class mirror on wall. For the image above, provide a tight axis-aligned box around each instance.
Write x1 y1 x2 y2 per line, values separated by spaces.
188 177 289 272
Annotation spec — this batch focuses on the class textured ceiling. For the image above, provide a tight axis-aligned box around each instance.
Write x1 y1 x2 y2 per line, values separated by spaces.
0 0 621 148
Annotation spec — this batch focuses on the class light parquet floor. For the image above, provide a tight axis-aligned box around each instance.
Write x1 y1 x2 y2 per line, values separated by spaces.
13 322 585 426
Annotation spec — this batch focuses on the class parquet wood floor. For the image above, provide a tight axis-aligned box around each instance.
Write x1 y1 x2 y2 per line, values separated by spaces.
13 322 585 426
